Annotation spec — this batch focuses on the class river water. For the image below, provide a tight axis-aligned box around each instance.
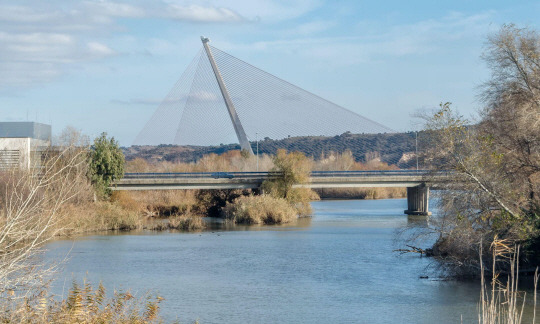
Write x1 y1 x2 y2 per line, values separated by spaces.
44 199 536 323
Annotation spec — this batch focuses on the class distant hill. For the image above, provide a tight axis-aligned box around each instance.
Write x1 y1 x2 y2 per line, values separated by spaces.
123 131 419 168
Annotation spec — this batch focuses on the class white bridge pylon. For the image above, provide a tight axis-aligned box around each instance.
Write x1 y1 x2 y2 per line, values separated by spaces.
133 37 394 150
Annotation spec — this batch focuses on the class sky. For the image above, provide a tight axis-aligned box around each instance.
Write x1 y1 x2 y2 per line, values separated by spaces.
0 0 539 145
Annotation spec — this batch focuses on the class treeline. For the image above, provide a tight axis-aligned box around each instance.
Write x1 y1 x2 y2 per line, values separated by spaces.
124 131 419 168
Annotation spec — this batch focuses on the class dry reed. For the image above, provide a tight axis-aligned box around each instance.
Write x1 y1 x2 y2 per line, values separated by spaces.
1 281 163 323
223 195 297 224
478 238 539 324
316 187 406 200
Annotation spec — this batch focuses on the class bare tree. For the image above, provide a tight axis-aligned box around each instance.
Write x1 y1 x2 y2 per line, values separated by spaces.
418 25 540 275
481 24 540 211
0 146 89 303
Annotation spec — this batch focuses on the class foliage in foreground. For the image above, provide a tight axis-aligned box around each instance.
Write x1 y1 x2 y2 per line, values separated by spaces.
1 281 163 324
0 146 89 300
479 239 538 324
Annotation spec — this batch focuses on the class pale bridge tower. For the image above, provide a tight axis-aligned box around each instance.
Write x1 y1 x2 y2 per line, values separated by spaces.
200 36 253 155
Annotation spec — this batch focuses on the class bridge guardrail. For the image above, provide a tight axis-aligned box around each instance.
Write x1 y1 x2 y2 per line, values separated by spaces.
122 170 437 180
122 172 279 179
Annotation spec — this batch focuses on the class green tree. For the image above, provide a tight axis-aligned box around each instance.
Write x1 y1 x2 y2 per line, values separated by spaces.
89 132 125 197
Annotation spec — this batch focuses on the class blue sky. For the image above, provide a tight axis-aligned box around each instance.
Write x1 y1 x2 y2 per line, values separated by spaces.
0 0 538 145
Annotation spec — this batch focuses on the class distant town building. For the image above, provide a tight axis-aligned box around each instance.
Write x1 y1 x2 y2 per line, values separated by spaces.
0 122 51 170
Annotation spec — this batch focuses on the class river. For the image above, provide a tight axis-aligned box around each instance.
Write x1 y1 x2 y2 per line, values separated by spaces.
44 199 536 323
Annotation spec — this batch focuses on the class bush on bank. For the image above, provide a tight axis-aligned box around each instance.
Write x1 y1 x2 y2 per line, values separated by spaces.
223 195 297 224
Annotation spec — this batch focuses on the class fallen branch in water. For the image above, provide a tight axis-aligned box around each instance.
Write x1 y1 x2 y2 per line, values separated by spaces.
394 245 432 256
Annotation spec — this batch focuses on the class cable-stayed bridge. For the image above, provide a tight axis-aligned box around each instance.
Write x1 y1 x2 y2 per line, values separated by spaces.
134 37 395 155
127 37 432 215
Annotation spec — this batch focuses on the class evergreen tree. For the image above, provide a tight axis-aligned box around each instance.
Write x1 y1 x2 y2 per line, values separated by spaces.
89 132 125 197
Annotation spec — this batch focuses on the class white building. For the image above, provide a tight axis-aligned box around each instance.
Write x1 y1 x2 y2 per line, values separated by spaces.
0 122 51 170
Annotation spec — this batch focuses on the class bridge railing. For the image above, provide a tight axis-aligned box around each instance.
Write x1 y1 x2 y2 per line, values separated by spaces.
122 170 434 179
122 172 280 179
310 170 430 177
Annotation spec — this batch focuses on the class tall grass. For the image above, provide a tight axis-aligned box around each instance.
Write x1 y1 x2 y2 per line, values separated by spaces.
223 195 298 224
147 215 204 231
2 281 163 323
316 187 406 199
111 190 197 217
479 238 539 324
126 150 275 173
312 150 400 171
127 150 401 174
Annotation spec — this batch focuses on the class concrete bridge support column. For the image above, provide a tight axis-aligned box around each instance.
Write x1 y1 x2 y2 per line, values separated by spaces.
404 185 431 216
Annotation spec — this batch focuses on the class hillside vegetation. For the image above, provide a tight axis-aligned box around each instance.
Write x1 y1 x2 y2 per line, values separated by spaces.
124 131 418 168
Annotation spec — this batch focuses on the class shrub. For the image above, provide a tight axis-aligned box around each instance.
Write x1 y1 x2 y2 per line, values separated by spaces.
168 215 204 231
88 132 125 198
223 195 297 224
261 149 316 216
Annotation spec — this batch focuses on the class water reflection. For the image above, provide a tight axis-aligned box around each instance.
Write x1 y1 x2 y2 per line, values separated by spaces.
406 214 429 227
204 216 313 232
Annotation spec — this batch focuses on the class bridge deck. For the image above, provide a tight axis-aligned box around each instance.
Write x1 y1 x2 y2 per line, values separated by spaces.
112 170 433 191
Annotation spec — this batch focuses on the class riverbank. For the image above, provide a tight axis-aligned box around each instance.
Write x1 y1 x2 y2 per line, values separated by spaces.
58 187 408 237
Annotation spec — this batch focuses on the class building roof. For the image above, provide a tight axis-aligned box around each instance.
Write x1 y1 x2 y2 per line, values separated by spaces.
0 122 51 141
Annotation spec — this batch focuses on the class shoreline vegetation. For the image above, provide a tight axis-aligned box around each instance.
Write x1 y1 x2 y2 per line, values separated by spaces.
1 137 409 240
67 149 405 235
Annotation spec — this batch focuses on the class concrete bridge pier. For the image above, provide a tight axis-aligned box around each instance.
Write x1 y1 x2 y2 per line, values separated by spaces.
404 185 431 216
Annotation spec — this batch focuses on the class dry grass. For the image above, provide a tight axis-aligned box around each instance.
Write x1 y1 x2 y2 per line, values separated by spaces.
127 150 403 174
111 190 197 217
2 281 163 323
223 195 298 224
57 202 140 235
126 150 275 173
146 215 204 231
313 152 406 199
316 187 406 199
479 238 539 324
58 200 207 234
313 150 400 171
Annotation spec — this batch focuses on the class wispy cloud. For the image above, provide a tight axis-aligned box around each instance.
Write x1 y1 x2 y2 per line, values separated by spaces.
111 90 221 106
226 11 496 67
0 1 250 88
82 1 146 18
0 28 116 87
165 4 246 22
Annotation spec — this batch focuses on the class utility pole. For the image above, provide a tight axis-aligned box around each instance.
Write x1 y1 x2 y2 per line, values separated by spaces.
256 132 259 171
415 131 419 172
200 36 253 155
